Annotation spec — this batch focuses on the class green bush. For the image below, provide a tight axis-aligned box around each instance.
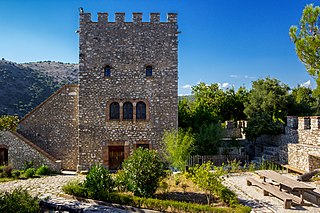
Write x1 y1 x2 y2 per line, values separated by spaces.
62 180 88 198
0 188 40 213
114 170 128 192
63 182 251 213
35 165 50 176
24 168 36 178
83 164 114 195
11 170 21 179
0 165 12 178
122 148 166 198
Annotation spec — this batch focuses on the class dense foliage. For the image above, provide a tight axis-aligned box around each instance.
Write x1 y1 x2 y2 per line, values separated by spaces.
84 164 114 194
122 148 166 197
163 129 195 171
289 4 320 96
0 188 40 213
0 115 19 131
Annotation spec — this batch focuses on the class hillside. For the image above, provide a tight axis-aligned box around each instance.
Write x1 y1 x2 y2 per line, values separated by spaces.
0 59 78 117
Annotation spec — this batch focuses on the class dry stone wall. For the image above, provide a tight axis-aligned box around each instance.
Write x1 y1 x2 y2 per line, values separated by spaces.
77 12 178 170
17 85 79 170
0 131 61 171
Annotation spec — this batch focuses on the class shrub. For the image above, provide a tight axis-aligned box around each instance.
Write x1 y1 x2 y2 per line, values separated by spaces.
23 161 34 171
122 148 166 198
35 165 50 176
11 170 21 179
114 170 128 192
0 165 12 178
24 168 36 178
83 164 114 195
62 180 87 198
0 188 40 213
63 184 251 213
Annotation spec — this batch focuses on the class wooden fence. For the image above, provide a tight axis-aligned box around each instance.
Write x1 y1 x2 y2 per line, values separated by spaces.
188 154 249 167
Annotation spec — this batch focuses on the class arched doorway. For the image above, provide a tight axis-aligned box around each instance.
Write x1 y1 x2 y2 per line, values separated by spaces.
0 147 8 165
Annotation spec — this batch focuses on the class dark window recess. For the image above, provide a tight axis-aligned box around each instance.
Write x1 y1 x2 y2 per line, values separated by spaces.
136 101 146 119
136 144 149 149
146 66 152 77
104 65 111 77
123 102 133 120
0 148 8 166
110 102 120 120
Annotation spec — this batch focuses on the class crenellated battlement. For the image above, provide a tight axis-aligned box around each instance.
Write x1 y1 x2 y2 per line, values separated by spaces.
80 12 177 24
287 116 320 130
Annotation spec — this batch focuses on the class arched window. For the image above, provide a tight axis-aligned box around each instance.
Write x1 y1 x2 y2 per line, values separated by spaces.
136 101 146 120
110 102 120 120
104 65 111 77
146 65 152 77
123 102 133 120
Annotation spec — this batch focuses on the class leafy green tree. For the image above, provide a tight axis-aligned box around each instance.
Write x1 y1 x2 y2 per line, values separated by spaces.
0 115 19 131
244 78 289 140
288 85 316 116
194 124 223 155
244 77 290 122
122 148 166 198
220 87 248 122
178 97 193 130
289 4 320 95
163 128 195 171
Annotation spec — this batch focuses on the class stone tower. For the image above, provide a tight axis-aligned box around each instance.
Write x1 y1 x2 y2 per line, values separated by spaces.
77 12 178 171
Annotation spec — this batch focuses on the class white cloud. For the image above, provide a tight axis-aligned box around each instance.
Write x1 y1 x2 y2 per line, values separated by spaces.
230 75 238 78
181 84 192 89
222 82 230 88
300 80 311 88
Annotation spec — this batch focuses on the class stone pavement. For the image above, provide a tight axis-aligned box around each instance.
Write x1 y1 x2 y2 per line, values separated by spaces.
223 172 320 213
0 174 149 213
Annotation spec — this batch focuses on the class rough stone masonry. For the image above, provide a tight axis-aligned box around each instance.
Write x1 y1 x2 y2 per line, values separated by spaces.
0 11 179 172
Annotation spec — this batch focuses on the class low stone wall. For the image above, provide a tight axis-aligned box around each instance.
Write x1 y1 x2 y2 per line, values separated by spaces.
0 131 61 172
288 143 320 172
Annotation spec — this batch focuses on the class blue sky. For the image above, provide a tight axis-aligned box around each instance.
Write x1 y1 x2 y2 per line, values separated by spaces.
0 0 317 95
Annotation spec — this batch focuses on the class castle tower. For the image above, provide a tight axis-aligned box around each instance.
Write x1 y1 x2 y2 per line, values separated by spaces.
77 12 178 170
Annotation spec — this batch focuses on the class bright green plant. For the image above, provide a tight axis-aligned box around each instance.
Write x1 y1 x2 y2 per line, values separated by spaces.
0 115 19 131
35 165 50 176
24 168 35 178
83 164 114 195
122 148 166 198
11 170 21 179
190 162 220 205
114 170 128 192
163 128 194 171
0 188 40 213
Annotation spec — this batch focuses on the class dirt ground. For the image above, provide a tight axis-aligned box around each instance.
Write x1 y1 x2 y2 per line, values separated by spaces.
223 172 320 213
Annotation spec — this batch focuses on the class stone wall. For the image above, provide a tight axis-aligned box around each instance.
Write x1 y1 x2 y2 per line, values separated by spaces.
18 85 79 170
288 143 320 172
0 131 61 171
77 12 178 170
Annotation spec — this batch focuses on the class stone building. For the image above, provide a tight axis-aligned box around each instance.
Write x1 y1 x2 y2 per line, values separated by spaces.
0 11 178 171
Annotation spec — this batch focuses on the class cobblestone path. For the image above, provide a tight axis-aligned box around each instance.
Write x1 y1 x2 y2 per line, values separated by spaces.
0 174 132 212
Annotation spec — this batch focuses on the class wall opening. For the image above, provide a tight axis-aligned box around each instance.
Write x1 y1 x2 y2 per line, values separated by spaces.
108 146 124 170
0 148 8 166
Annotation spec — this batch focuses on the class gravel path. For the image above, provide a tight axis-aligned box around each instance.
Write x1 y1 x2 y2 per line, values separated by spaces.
223 172 320 213
0 175 132 212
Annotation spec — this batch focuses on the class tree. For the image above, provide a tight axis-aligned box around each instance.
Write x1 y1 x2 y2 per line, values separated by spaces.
194 124 223 155
244 77 290 122
288 85 316 116
122 148 166 197
289 4 320 95
0 115 19 131
244 78 290 140
163 128 194 171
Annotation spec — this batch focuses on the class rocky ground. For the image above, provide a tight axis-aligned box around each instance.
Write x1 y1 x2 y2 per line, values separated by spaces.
223 172 320 213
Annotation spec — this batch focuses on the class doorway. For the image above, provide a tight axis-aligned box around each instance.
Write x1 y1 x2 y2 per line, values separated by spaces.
108 146 124 170
0 148 8 166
